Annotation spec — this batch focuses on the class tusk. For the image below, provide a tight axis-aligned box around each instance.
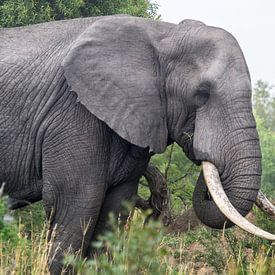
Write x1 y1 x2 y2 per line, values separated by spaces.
0 182 6 197
256 191 275 220
202 161 275 241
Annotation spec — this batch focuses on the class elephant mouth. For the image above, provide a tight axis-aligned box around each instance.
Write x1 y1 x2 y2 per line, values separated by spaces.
202 161 275 241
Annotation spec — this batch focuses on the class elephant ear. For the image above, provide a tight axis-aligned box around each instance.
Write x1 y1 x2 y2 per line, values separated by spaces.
62 17 168 153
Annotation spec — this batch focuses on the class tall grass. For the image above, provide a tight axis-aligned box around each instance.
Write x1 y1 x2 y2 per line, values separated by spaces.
0 221 48 274
1 209 274 275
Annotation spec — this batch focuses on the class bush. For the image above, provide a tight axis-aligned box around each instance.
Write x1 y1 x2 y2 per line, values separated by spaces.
65 211 168 274
0 0 159 27
0 198 19 247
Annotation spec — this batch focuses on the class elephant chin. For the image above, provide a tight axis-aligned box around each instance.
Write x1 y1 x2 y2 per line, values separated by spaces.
193 162 275 241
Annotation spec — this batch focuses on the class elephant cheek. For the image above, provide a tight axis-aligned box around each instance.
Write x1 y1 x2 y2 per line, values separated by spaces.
192 115 222 168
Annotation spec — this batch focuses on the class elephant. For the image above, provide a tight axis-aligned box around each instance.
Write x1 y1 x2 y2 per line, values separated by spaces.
1 15 275 273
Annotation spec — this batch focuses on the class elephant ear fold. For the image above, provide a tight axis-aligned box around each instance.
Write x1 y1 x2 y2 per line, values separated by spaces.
62 17 168 153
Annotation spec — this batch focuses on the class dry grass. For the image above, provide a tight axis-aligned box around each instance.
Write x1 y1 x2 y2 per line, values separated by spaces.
0 222 49 275
0 210 274 275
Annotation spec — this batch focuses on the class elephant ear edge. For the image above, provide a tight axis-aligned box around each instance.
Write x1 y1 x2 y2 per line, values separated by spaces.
62 17 168 153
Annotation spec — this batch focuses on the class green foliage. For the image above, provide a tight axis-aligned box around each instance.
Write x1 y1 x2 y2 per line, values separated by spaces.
139 144 200 214
88 0 159 18
0 0 159 27
0 0 53 27
256 116 275 197
253 80 275 131
253 80 275 197
0 199 46 260
66 211 169 274
0 198 19 246
254 206 275 234
13 202 46 236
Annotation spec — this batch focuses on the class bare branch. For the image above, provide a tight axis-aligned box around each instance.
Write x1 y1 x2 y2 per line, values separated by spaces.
141 163 173 226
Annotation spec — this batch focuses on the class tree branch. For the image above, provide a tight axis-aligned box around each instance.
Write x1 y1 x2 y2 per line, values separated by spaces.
164 144 174 179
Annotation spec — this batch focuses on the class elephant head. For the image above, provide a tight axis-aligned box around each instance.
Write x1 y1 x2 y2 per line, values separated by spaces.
62 17 271 237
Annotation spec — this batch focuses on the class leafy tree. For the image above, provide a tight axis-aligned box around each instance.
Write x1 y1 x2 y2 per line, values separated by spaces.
255 115 275 197
253 80 275 197
253 80 275 131
0 0 159 27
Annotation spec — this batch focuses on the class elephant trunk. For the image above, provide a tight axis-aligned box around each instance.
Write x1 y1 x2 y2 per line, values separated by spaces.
193 130 262 229
200 161 275 240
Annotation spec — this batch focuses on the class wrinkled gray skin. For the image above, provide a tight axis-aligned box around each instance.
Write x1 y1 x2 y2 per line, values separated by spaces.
0 16 261 273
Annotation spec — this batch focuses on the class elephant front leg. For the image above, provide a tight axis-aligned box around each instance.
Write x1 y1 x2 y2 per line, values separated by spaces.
41 122 110 274
43 179 105 274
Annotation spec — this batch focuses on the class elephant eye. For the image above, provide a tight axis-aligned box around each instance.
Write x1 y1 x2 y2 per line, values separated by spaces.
194 81 211 107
